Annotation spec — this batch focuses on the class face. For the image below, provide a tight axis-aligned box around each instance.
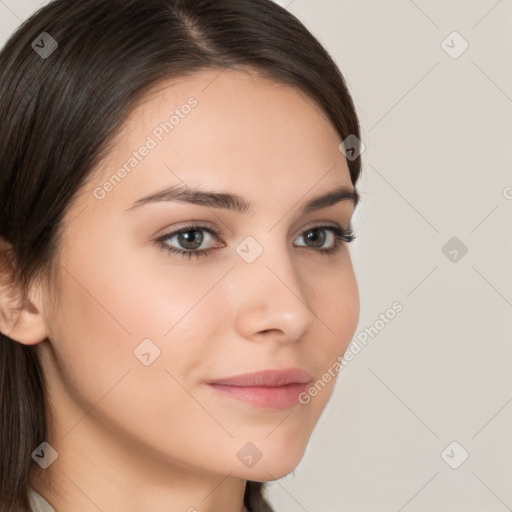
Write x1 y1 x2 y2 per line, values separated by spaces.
38 68 360 483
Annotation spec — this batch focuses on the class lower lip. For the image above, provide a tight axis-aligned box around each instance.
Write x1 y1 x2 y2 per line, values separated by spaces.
207 382 311 409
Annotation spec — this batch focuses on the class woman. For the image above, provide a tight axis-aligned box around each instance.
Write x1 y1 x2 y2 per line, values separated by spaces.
0 0 363 510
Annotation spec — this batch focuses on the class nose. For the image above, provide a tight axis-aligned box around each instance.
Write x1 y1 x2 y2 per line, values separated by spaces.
231 240 318 343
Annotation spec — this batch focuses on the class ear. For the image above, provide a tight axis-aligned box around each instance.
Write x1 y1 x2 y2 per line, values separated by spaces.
0 239 48 345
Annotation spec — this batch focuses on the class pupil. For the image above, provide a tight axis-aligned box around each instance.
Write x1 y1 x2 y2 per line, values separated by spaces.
306 229 325 247
178 230 203 249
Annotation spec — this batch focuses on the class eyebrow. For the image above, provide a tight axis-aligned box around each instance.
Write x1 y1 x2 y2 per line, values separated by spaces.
124 183 360 215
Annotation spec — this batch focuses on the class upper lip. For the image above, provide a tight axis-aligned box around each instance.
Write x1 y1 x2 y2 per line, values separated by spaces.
207 368 313 387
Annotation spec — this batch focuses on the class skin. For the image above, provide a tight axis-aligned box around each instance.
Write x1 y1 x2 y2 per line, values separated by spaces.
1 68 360 511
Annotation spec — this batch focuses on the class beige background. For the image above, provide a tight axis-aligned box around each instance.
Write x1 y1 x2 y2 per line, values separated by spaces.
1 1 511 511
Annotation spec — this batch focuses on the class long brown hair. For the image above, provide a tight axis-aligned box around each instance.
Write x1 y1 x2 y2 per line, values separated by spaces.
0 0 363 509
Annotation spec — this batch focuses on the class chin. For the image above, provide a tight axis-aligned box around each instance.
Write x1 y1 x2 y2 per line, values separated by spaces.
238 445 308 482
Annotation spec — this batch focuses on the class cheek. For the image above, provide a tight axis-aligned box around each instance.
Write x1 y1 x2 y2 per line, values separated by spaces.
50 236 229 406
308 253 360 356
46 268 138 413
47 252 230 459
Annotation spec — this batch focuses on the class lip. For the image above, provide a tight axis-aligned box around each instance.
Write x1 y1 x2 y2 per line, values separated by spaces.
206 368 313 409
207 368 313 387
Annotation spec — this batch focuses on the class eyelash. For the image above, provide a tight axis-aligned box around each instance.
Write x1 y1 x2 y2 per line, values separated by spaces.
155 223 357 260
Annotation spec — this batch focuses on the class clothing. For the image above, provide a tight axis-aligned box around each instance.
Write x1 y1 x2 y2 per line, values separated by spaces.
28 487 56 512
26 486 266 511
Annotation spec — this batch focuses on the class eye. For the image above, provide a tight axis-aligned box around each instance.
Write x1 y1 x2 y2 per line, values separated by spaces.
154 223 357 260
294 225 356 255
155 224 224 260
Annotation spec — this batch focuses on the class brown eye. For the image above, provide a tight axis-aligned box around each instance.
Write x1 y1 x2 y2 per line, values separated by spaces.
303 228 327 248
156 224 223 259
294 225 356 254
175 230 204 250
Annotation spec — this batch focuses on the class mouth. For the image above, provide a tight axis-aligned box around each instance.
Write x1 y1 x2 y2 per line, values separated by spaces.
206 368 313 409
207 382 311 409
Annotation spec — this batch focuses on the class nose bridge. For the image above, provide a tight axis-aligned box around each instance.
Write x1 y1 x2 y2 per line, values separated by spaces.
231 233 317 340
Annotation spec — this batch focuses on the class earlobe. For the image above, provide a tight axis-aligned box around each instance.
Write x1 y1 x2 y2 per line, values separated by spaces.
0 283 48 345
0 296 48 346
0 244 48 345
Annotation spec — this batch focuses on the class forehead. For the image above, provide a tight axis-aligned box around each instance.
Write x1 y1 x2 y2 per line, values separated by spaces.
126 66 331 128
83 67 352 210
